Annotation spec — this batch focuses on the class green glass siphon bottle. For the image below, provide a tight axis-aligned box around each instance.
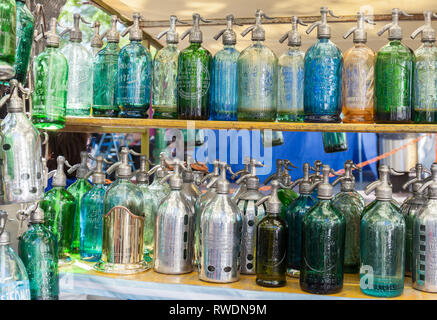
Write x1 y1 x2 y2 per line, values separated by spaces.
13 0 33 84
19 205 59 300
177 13 212 120
361 165 405 297
40 156 76 263
32 18 68 130
0 0 16 80
375 8 415 123
300 164 346 294
322 132 348 153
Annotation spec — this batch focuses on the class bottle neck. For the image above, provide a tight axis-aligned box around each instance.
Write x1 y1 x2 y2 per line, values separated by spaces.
389 39 402 45
223 44 235 50
288 44 301 50
317 38 330 43
421 41 435 47
189 42 202 49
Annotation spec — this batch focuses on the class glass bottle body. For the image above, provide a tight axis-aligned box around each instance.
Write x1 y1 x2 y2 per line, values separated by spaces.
18 224 59 300
0 243 30 300
104 178 144 216
80 183 106 261
277 46 305 122
40 187 76 260
360 200 405 297
332 191 364 273
210 45 239 121
304 38 343 123
277 188 298 210
152 44 179 119
61 41 93 117
413 42 437 123
14 0 33 84
342 43 375 123
138 183 155 262
0 0 16 77
300 199 346 294
375 40 414 123
322 132 348 153
237 41 277 121
117 41 152 118
177 42 212 120
32 47 68 130
92 42 120 117
148 178 171 212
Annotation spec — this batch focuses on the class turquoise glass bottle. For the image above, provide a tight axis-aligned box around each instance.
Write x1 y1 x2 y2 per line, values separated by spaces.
80 156 107 261
117 13 152 118
361 165 405 297
375 8 414 123
411 11 437 123
92 16 120 117
32 18 68 130
322 132 348 153
210 15 240 121
300 165 346 294
277 16 306 122
0 0 16 80
304 7 342 123
178 13 212 120
19 206 59 300
40 156 76 263
238 10 277 121
14 0 33 84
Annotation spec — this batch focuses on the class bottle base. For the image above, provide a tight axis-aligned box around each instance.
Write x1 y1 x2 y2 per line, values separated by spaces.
304 114 341 123
92 106 120 117
276 113 304 122
178 115 209 120
256 278 287 287
300 282 343 294
95 260 151 274
359 275 404 297
374 112 412 123
32 117 65 130
152 108 178 119
344 265 359 274
238 110 276 122
211 114 238 121
414 110 437 123
286 268 300 278
66 105 91 117
119 106 149 118
324 145 348 153
342 114 374 123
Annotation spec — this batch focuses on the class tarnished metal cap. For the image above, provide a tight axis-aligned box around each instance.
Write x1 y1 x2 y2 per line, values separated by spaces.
104 15 120 43
315 165 334 199
279 16 307 47
241 9 273 41
402 163 429 194
411 11 437 42
306 7 339 39
90 21 104 49
3 80 25 113
46 18 61 47
68 151 90 179
213 14 241 45
332 160 358 192
90 156 106 185
68 13 90 42
157 15 185 44
106 147 132 178
30 206 45 224
289 163 312 194
256 180 282 214
148 152 170 181
344 12 375 43
136 156 149 184
378 8 412 41
161 160 186 190
50 156 68 187
419 163 437 198
180 13 212 43
215 163 230 194
365 165 392 200
121 12 143 41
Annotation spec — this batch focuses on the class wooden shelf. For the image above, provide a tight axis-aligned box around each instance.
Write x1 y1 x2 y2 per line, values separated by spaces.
62 117 437 134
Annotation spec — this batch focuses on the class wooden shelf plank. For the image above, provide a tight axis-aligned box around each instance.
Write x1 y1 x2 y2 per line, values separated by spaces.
62 117 437 134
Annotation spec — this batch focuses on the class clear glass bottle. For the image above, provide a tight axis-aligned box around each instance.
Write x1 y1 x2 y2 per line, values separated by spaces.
61 14 93 117
0 0 16 80
32 18 69 130
277 16 306 122
80 156 106 262
238 10 277 121
152 16 182 119
411 11 437 123
361 165 405 297
18 206 59 300
210 15 240 121
342 12 375 123
304 7 343 123
117 13 152 118
92 16 120 117
375 8 414 123
14 0 34 84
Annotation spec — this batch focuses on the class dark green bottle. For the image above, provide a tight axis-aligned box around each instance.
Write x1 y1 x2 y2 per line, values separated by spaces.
14 0 33 84
322 132 348 153
255 180 288 287
300 164 346 294
177 13 212 120
0 0 16 80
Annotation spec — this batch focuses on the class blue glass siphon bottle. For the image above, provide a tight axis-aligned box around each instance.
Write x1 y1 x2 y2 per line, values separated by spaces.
304 7 343 123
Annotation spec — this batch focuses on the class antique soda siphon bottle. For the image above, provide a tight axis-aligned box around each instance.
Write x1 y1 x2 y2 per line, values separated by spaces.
0 80 44 204
199 162 242 283
0 0 16 80
147 152 171 212
264 159 298 210
18 205 59 300
154 160 195 274
300 165 346 294
32 18 69 130
61 13 93 117
210 14 241 121
361 165 405 297
322 132 348 153
256 180 288 287
304 7 342 123
92 15 121 117
235 159 266 275
332 161 365 273
375 8 415 123
67 151 92 254
342 12 375 123
117 13 152 118
230 158 250 202
97 147 148 273
14 0 34 84
412 163 437 292
0 210 31 300
277 16 306 122
153 16 185 119
80 155 108 262
283 163 316 276
178 13 213 120
396 164 429 277
411 11 437 123
40 156 76 263
238 9 277 121
90 21 104 56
